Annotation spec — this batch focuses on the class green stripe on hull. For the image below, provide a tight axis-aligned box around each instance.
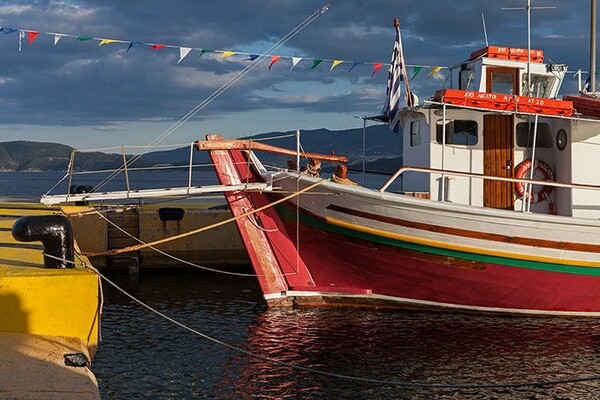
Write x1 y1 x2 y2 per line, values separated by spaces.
278 205 600 277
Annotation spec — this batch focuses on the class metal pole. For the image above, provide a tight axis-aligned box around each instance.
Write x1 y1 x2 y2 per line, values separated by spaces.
362 117 366 186
441 104 447 201
592 0 597 93
188 142 194 191
66 150 75 201
295 129 301 172
122 145 130 197
526 114 539 213
527 0 531 96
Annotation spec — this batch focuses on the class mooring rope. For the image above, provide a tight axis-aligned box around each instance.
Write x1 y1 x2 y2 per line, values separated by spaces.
83 178 328 257
47 251 600 390
92 209 263 277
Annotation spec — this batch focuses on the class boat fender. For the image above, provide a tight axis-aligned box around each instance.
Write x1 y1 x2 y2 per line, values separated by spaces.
11 215 74 269
514 159 555 203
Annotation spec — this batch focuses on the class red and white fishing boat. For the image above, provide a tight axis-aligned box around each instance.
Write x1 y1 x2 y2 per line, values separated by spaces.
194 17 600 316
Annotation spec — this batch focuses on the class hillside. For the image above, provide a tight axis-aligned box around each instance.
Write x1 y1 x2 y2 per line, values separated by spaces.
143 124 403 173
1 125 403 172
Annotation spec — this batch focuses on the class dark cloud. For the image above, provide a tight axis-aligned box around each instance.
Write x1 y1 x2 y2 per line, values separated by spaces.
0 0 595 135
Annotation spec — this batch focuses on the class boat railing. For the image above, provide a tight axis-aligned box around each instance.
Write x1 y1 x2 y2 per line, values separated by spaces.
380 165 600 194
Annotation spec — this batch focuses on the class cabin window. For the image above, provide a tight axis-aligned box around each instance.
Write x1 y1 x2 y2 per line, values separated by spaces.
516 122 553 148
410 120 421 146
521 74 555 97
486 67 518 94
436 119 478 145
459 67 475 90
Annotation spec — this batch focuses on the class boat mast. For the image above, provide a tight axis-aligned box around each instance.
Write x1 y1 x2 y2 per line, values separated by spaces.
591 0 597 93
503 0 555 95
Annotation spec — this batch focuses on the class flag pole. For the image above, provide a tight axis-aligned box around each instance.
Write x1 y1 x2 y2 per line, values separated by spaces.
395 17 414 107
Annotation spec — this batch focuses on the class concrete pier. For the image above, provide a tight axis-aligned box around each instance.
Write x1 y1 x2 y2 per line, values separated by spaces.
63 201 249 270
0 202 101 399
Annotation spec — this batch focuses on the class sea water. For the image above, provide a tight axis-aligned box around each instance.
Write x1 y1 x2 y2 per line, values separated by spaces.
3 171 600 399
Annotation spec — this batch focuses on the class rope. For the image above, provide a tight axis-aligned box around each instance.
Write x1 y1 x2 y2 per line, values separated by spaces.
72 256 600 390
92 209 263 277
83 178 328 256
89 1 334 194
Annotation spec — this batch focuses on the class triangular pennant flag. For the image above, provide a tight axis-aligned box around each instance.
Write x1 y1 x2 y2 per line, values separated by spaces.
371 62 384 76
268 55 281 70
221 51 237 58
27 31 39 47
99 39 118 46
247 54 259 61
76 36 93 41
127 42 142 52
18 30 24 51
348 61 363 72
54 34 65 46
290 57 302 71
199 49 214 58
330 60 343 71
178 47 192 63
429 66 443 77
411 66 423 81
0 28 17 34
311 59 323 70
152 44 166 50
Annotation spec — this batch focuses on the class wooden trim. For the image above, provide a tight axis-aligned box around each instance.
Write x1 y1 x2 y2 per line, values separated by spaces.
326 204 600 254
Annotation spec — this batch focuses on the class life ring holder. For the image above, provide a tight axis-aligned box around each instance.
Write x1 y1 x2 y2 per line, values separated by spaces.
514 159 555 203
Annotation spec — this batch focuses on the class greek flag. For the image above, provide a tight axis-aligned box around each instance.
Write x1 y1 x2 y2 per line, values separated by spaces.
382 22 406 133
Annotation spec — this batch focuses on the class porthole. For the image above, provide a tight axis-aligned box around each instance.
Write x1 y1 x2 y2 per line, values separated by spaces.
556 129 567 151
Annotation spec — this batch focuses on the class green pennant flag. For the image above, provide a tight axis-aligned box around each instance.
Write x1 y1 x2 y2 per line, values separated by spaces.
311 59 323 70
411 66 423 81
76 36 93 41
199 49 215 58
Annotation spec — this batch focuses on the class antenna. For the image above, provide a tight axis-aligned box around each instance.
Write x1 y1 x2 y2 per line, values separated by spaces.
502 0 556 96
482 13 489 46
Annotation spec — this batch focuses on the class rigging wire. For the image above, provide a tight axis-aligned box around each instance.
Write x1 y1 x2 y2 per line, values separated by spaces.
88 1 335 195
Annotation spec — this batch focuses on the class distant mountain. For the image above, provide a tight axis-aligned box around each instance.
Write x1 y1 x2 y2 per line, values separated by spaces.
142 125 403 173
0 141 153 171
0 125 403 172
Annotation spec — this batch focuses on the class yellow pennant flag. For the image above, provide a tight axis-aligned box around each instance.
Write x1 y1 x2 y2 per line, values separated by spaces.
429 66 443 77
330 60 344 71
221 51 237 58
99 39 118 46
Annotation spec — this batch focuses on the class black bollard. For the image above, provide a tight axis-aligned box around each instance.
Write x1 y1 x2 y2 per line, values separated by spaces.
12 215 75 269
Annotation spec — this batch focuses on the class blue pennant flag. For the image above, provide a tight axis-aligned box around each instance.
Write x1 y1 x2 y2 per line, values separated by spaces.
1 28 17 34
127 42 143 52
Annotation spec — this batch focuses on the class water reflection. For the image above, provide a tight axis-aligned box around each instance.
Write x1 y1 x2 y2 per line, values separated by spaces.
94 270 600 399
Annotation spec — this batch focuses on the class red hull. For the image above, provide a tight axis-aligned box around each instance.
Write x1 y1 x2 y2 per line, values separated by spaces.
281 219 600 314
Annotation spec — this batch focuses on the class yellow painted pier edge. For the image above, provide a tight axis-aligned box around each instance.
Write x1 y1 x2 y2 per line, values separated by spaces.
0 202 101 399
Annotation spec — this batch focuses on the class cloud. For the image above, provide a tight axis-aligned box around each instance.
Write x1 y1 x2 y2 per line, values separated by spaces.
0 0 594 147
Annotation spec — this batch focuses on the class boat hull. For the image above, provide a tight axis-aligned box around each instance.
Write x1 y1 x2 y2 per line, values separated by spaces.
262 173 600 316
275 211 600 315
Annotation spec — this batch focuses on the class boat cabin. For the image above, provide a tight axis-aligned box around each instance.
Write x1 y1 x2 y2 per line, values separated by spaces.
397 46 600 219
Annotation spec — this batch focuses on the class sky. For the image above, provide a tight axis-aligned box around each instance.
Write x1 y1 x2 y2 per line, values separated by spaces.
0 0 595 150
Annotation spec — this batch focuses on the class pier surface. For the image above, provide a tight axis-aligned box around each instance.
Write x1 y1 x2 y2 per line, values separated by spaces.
0 202 101 399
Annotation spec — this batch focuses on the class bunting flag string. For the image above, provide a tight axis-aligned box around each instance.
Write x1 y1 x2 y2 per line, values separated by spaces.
0 24 447 78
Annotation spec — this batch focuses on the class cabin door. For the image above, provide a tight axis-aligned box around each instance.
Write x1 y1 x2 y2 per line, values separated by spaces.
483 114 514 209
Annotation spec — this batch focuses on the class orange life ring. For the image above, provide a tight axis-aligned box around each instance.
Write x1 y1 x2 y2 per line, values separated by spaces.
514 159 555 203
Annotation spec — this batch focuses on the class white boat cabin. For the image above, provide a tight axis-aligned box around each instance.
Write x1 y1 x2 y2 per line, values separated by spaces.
397 46 600 219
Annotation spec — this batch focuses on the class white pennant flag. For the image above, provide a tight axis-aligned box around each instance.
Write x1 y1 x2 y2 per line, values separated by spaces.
290 57 302 72
54 34 65 46
18 30 25 51
178 47 192 64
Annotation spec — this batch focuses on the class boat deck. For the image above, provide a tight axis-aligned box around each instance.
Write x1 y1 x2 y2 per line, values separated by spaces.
0 202 101 399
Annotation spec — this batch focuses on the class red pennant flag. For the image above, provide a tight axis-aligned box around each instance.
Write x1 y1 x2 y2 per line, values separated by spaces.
371 63 383 77
27 31 40 47
269 55 282 70
151 44 166 50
